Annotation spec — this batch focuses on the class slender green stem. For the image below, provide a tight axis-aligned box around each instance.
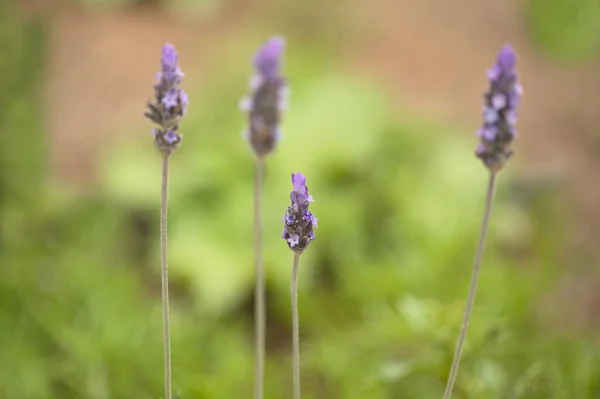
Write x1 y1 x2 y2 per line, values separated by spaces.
160 155 172 399
291 252 301 399
254 158 266 399
442 171 497 399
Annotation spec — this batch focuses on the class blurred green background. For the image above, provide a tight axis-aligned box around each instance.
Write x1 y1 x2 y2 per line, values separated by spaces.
2 0 600 398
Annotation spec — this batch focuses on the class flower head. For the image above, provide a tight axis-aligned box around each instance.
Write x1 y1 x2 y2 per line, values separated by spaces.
145 43 188 156
476 44 522 172
240 36 289 158
282 173 316 253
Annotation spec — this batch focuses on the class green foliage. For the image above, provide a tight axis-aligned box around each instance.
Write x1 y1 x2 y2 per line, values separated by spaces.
0 2 46 208
1 6 598 399
525 0 600 62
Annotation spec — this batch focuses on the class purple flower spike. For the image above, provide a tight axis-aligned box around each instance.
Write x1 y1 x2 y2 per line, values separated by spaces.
240 36 289 158
282 172 317 253
145 43 187 155
476 44 522 172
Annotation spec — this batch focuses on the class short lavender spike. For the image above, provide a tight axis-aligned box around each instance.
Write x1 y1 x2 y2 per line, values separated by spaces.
476 45 522 172
282 173 317 253
145 43 188 156
240 36 289 158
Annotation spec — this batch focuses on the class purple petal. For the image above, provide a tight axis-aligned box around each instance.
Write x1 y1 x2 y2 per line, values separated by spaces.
287 214 295 224
491 93 506 109
483 107 498 123
515 83 524 95
506 109 518 125
487 66 500 81
179 89 189 108
165 131 179 144
483 126 498 141
249 74 263 90
239 96 251 112
287 234 299 247
162 89 179 108
274 128 282 143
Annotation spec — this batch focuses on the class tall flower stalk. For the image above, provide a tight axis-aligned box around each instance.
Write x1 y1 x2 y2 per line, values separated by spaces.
442 44 522 399
144 43 188 399
240 36 289 399
282 173 317 399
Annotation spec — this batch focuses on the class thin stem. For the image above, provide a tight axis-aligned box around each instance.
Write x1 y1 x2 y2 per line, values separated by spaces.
442 171 497 399
160 154 172 399
254 158 266 399
291 252 301 399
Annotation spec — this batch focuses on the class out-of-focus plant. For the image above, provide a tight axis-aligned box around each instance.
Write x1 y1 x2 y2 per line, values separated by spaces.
525 0 600 62
238 36 289 399
0 3 45 210
442 44 523 399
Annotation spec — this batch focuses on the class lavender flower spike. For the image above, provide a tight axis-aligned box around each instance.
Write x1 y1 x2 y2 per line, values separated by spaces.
145 43 189 156
476 44 522 172
282 173 317 253
240 36 289 158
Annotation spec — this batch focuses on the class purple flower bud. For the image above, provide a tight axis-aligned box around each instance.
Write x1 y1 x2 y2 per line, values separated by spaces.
162 44 178 73
254 36 286 80
290 172 313 208
282 173 317 253
240 36 289 158
496 46 516 71
145 43 188 156
476 44 522 172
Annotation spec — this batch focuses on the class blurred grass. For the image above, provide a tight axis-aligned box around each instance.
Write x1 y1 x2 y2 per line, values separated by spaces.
1 2 600 399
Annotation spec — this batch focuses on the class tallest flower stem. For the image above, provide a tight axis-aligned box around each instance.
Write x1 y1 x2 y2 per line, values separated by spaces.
160 154 173 399
146 42 187 399
254 157 266 399
442 171 497 399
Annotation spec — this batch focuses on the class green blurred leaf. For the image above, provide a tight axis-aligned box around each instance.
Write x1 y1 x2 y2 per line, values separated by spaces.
526 0 600 62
